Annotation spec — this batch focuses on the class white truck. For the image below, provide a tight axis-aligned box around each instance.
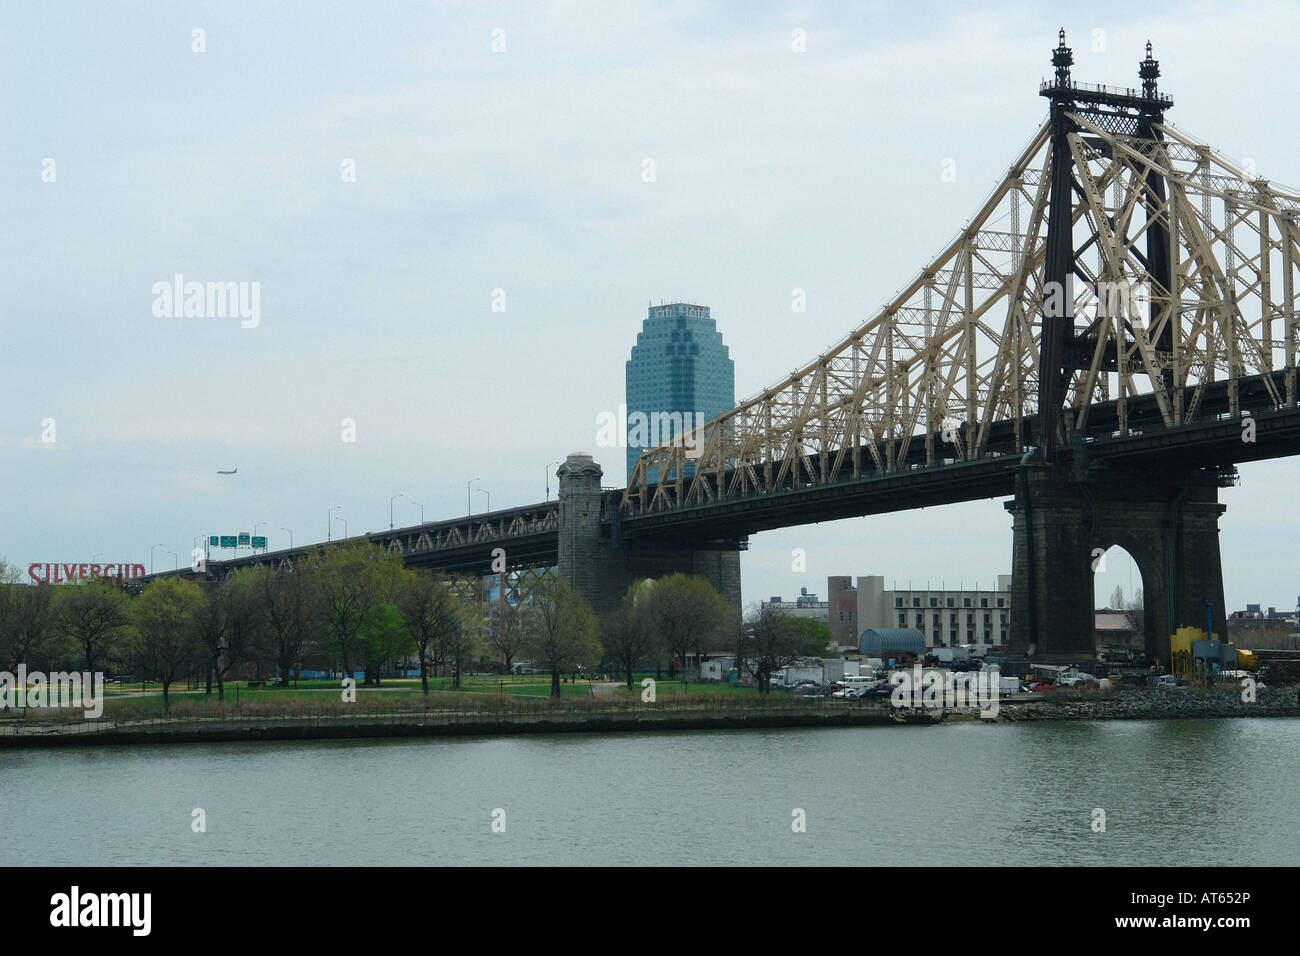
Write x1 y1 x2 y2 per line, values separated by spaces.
780 665 825 687
822 660 861 683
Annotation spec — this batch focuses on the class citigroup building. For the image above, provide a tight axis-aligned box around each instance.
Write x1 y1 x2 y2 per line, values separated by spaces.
625 303 735 483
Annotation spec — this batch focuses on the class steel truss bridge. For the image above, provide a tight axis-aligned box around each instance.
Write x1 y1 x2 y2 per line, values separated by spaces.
151 33 1300 658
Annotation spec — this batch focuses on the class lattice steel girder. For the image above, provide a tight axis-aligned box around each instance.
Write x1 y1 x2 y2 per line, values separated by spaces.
622 112 1300 518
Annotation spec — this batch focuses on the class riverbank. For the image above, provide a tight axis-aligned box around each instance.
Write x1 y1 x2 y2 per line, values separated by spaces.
0 702 908 747
993 685 1300 721
2 686 1295 747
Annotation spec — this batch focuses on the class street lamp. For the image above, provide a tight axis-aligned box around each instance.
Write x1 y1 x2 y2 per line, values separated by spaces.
477 488 490 513
253 521 266 552
169 551 179 570
328 506 341 542
390 493 404 530
546 461 562 501
150 543 164 574
467 477 480 516
410 501 424 524
335 515 348 539
282 527 294 548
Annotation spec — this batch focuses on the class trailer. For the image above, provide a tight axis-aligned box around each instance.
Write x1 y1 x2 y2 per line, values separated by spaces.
779 665 825 686
822 659 861 683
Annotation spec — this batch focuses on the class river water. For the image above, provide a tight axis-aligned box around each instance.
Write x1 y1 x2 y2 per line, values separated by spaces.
4 718 1297 866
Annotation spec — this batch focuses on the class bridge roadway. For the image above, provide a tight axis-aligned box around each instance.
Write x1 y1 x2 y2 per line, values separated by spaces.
148 369 1300 582
616 369 1300 544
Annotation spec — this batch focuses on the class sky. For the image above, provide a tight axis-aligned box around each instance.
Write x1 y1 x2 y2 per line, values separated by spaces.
2 0 1298 615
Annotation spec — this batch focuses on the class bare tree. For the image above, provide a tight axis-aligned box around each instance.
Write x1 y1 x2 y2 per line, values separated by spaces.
255 562 320 685
520 574 601 698
737 612 828 693
488 599 526 675
600 579 659 689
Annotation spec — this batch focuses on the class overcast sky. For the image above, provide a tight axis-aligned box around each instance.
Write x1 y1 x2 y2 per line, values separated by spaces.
3 0 1298 614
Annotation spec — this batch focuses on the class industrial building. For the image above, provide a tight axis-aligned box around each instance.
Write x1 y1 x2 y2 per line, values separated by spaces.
855 574 1012 648
759 588 829 624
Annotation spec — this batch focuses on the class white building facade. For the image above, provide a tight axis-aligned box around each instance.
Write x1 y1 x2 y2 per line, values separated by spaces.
855 574 1012 648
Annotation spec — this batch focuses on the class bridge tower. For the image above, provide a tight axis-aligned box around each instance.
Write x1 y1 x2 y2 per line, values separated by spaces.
1009 33 1228 667
557 451 741 618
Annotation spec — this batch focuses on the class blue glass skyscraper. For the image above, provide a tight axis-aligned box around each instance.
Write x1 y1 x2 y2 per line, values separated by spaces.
625 302 735 482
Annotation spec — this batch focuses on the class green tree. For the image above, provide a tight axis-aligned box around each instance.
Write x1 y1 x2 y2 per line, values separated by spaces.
131 578 205 711
357 603 412 686
55 575 130 674
639 573 735 681
601 579 659 689
313 542 405 682
0 561 58 671
520 574 602 698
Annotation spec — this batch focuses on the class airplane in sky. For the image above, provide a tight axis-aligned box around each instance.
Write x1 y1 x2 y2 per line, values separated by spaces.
217 467 238 475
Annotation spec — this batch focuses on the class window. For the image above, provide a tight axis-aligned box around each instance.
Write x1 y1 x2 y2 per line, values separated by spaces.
929 597 938 608
946 597 954 607
997 598 1005 608
912 598 921 608
932 613 940 626
983 614 991 627
1000 613 1007 625
964 598 971 608
895 597 903 608
914 614 922 627
898 613 906 627
981 598 988 608
949 614 957 626
983 630 991 642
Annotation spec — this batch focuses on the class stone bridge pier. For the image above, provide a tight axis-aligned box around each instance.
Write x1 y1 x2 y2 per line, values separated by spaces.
1005 461 1228 667
557 452 742 618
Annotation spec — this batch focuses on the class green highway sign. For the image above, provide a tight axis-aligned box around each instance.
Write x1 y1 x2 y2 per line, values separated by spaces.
209 536 219 547
219 536 237 548
251 536 267 549
238 533 250 547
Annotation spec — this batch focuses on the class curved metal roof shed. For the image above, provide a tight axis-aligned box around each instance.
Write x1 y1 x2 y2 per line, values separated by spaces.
858 627 926 659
